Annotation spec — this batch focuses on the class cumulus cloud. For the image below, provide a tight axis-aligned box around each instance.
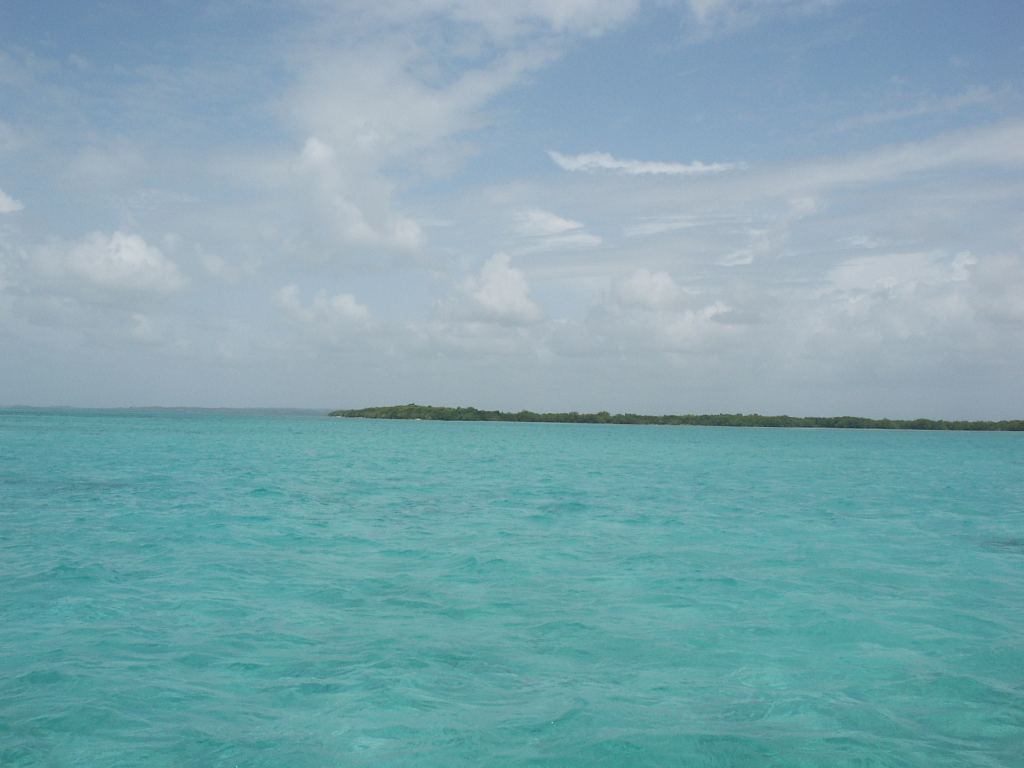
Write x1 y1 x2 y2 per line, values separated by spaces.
455 253 543 324
271 283 377 355
719 196 818 265
614 268 683 309
567 266 734 354
30 231 186 299
200 250 248 283
0 186 23 213
657 301 733 350
0 232 186 348
274 0 807 264
65 232 184 294
291 38 551 161
828 251 976 296
583 291 735 356
779 249 992 358
426 117 1024 386
549 150 746 175
3 0 1020 417
555 246 1019 385
295 136 424 253
276 284 371 325
282 2 587 260
283 0 805 263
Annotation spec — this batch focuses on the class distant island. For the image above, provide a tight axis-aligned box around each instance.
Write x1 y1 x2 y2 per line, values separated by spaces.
328 404 1024 431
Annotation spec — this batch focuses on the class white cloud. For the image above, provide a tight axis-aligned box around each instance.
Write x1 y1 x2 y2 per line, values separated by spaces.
657 301 733 351
782 120 1024 192
828 251 976 296
512 208 603 251
336 0 648 39
2 0 1021 417
583 287 735 356
833 86 998 133
345 0 839 40
624 215 721 237
573 266 735 354
456 252 543 324
718 196 818 265
790 250 991 351
436 115 1024 401
271 283 376 356
124 189 201 213
512 121 1024 282
515 208 584 237
295 136 424 252
971 254 1024 325
686 0 843 33
281 8 573 260
67 143 146 186
67 232 184 294
199 250 257 283
614 268 682 309
526 231 604 252
0 232 187 350
275 284 371 326
31 231 186 298
129 313 167 344
549 150 746 175
0 186 23 213
290 47 539 164
0 121 22 155
267 0 820 266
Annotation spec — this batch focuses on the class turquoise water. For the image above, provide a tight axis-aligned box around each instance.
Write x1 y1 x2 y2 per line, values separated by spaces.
2 410 1023 767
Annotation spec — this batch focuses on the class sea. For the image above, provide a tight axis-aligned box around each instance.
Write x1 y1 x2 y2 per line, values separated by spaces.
1 408 1022 767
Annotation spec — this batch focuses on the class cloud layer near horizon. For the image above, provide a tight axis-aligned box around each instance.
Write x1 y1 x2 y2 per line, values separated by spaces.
0 0 1021 418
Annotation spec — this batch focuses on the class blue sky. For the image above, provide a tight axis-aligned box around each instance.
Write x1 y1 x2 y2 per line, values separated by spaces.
1 0 1022 417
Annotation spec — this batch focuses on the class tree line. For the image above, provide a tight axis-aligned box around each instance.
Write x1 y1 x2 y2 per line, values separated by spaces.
328 404 1024 431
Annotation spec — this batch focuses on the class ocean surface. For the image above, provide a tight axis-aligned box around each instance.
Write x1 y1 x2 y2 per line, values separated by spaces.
2 409 1023 767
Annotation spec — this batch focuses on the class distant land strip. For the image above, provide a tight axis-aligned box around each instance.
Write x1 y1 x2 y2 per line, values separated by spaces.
328 404 1024 431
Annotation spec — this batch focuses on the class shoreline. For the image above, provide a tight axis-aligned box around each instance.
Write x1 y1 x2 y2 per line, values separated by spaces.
328 404 1024 432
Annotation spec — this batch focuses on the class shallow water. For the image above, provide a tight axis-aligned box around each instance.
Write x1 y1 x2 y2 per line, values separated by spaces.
1 410 1023 766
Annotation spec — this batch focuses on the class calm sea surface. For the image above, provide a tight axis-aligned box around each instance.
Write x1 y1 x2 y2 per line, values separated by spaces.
1 409 1023 767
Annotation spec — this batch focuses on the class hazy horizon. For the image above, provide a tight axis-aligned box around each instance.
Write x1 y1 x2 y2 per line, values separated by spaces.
2 1 1022 420
3 404 1021 424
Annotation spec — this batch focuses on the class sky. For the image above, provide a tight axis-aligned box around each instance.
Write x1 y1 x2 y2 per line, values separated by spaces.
1 0 1022 418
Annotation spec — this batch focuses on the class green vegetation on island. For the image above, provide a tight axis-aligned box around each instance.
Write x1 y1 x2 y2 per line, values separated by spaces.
328 404 1024 431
